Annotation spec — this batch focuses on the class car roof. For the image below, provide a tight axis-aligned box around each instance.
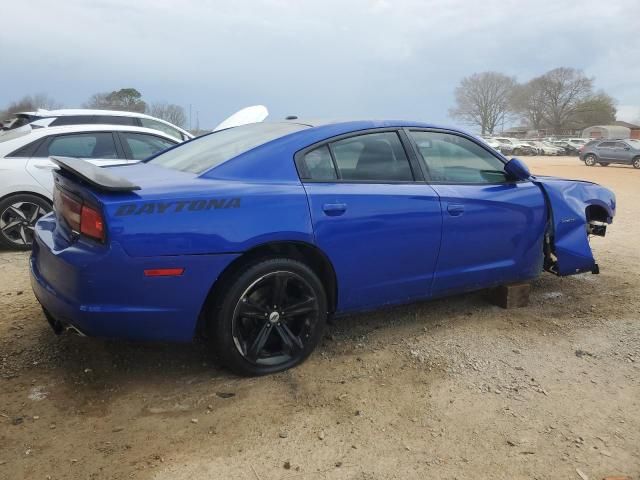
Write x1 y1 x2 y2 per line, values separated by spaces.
16 109 191 135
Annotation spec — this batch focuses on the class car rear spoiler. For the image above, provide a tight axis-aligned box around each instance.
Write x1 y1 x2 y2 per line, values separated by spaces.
50 156 141 192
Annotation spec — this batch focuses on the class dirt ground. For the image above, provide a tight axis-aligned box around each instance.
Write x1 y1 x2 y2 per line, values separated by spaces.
1 156 638 480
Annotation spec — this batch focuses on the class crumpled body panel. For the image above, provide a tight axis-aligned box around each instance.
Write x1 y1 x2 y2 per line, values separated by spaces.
533 176 616 276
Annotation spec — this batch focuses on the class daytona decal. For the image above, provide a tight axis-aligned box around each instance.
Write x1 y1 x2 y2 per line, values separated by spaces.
115 198 241 216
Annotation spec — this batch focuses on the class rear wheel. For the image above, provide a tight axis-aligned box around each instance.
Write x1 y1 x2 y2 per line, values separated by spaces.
633 157 640 169
0 194 52 250
584 154 597 167
210 258 327 376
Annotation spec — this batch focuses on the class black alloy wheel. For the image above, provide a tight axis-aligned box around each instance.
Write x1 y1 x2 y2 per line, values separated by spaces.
212 258 327 376
0 194 52 250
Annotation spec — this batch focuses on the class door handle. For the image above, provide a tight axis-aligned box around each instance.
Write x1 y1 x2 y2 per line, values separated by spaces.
33 163 57 170
447 203 465 216
322 203 347 216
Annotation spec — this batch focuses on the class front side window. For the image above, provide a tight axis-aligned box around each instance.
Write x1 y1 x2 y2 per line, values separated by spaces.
140 118 183 140
147 122 308 174
46 132 118 159
330 132 413 182
410 131 508 184
120 132 175 160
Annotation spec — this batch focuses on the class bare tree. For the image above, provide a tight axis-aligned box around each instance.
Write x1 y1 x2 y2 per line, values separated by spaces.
573 91 616 129
511 78 547 130
84 88 146 113
147 102 187 127
536 68 594 134
449 72 516 135
1 93 62 121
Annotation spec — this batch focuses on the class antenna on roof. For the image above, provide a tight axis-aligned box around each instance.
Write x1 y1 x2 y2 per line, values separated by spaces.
285 115 298 120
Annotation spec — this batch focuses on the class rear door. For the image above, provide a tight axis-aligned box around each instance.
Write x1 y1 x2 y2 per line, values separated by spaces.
26 131 127 194
297 129 443 312
407 129 547 297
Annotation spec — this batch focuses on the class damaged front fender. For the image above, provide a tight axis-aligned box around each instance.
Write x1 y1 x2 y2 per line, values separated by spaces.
533 176 616 276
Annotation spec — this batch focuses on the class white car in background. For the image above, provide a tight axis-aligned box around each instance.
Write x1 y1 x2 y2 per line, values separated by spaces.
0 124 179 249
0 108 194 143
521 140 563 155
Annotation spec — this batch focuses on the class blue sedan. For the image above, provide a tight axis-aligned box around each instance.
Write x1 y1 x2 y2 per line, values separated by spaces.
30 120 616 375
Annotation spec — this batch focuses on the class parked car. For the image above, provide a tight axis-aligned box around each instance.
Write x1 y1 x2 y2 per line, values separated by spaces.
30 120 616 376
480 137 513 155
495 138 536 156
0 124 179 249
0 109 193 142
580 139 640 168
552 141 580 156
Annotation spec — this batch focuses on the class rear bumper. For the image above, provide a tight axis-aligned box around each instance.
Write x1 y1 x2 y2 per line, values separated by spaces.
30 215 239 342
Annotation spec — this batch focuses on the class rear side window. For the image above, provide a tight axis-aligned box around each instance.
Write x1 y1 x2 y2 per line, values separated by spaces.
147 122 308 174
45 133 118 159
120 132 176 160
7 138 45 157
330 132 413 182
140 118 182 140
598 141 615 148
50 116 94 126
300 145 337 180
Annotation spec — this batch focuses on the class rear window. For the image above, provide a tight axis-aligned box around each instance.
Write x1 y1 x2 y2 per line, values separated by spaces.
146 122 308 174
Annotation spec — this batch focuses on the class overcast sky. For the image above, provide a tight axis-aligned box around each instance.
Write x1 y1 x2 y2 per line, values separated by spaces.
1 0 638 129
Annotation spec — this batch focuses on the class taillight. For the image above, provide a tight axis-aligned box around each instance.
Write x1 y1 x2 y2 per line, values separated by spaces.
80 205 105 242
54 187 105 243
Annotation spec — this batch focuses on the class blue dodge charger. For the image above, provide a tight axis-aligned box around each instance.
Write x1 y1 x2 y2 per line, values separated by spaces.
30 120 616 375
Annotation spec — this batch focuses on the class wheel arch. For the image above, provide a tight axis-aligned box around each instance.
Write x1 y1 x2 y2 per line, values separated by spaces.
585 203 611 223
0 190 53 206
196 240 338 336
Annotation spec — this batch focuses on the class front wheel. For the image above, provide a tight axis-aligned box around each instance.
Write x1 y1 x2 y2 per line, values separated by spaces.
633 157 640 169
210 258 327 376
584 155 597 167
0 194 52 250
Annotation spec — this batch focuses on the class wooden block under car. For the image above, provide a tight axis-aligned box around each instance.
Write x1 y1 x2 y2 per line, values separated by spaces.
484 282 530 309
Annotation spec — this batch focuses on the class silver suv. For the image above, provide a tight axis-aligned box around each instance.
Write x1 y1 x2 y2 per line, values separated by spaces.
580 139 640 168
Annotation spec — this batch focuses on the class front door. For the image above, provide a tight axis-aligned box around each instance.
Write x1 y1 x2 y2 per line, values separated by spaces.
297 130 442 312
407 129 547 297
26 131 128 194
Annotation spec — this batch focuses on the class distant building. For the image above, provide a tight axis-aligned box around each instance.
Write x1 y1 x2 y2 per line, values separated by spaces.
582 122 640 140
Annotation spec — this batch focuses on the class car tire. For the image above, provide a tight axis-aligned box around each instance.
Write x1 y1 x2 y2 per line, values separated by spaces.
584 154 597 167
210 257 327 376
633 157 640 169
0 194 52 251
599 162 610 167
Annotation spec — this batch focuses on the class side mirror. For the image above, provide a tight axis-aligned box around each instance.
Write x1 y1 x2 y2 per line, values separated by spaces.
504 157 531 181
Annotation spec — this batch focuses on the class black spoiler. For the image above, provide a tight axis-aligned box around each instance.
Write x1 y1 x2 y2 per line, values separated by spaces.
50 156 141 192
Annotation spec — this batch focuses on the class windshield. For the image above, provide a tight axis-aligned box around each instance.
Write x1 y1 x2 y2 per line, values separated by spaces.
146 122 308 174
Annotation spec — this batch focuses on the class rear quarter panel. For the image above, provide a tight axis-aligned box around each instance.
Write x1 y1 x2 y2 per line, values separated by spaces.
105 180 314 257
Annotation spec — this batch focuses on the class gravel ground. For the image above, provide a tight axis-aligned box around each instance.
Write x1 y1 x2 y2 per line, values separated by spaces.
0 156 638 480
